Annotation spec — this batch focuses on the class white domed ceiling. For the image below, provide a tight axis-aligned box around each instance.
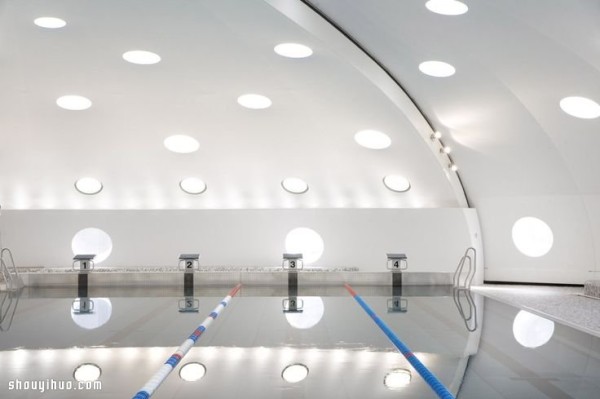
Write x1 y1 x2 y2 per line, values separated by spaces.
0 0 465 210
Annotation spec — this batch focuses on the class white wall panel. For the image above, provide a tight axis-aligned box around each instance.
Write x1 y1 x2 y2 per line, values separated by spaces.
478 196 596 284
1 208 476 273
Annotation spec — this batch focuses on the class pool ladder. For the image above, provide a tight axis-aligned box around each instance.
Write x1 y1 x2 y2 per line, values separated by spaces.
453 247 476 290
1 248 24 291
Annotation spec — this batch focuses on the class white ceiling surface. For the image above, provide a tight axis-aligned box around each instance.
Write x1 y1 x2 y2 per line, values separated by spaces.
306 0 600 280
308 0 600 198
0 0 460 210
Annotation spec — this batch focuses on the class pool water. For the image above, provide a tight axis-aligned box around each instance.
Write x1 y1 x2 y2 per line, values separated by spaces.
0 285 598 398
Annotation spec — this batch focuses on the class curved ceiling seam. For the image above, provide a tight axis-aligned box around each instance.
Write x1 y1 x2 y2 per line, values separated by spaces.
274 0 471 208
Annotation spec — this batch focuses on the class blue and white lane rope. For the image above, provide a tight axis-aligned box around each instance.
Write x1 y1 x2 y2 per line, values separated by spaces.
132 283 242 399
344 283 455 399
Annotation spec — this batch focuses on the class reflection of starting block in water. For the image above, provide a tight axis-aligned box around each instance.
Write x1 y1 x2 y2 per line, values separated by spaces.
282 297 304 313
72 254 95 272
387 297 408 313
386 253 407 271
282 253 303 270
72 297 95 314
178 254 200 272
178 297 200 313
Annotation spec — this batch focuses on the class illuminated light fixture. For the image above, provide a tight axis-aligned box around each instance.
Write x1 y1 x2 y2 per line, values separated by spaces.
285 227 324 264
179 177 207 195
71 298 113 329
281 177 309 194
383 175 411 192
34 17 66 29
122 50 161 65
237 94 272 109
274 43 313 58
164 135 200 154
75 177 103 195
513 310 555 348
384 369 412 389
425 0 469 16
512 217 554 257
354 130 392 149
419 61 456 77
56 95 92 110
71 228 113 264
559 96 600 119
179 362 206 382
441 146 452 154
73 363 101 382
430 131 442 140
449 163 459 172
282 364 309 383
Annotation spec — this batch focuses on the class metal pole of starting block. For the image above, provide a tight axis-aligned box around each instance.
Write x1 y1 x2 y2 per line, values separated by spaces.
72 254 96 314
387 253 408 313
282 253 303 313
178 254 199 313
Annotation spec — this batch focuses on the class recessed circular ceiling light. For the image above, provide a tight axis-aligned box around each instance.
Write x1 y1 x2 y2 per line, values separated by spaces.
425 0 469 16
383 175 411 192
56 95 92 110
237 94 272 109
180 178 207 195
419 61 456 77
559 96 600 119
281 177 309 194
75 177 103 195
73 363 101 382
384 369 412 389
282 364 309 383
274 43 313 58
164 135 200 154
122 50 162 65
34 17 67 29
354 130 392 149
179 362 206 382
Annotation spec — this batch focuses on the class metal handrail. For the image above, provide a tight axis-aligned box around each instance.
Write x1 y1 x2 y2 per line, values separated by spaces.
0 290 20 331
452 288 478 332
1 248 22 291
453 247 476 289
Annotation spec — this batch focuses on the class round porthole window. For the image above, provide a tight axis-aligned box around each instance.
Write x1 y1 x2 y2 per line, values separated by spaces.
71 228 113 264
285 227 324 265
512 217 553 257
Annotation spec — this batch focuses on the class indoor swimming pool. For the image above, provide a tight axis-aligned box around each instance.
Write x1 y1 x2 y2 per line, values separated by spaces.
1 285 599 398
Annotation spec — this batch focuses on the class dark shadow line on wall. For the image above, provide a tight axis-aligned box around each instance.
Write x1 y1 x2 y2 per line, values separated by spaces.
484 280 584 287
299 0 472 208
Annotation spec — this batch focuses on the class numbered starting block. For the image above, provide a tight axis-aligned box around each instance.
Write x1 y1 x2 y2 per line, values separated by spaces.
282 253 303 270
386 253 408 271
387 297 408 313
72 254 95 272
178 297 200 313
72 297 95 314
179 254 200 272
282 297 304 313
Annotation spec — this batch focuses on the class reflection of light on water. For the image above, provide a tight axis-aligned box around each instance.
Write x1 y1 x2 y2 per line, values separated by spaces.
71 298 112 329
513 310 554 348
285 297 324 329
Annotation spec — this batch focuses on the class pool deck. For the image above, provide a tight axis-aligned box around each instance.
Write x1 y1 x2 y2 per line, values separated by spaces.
472 284 600 338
